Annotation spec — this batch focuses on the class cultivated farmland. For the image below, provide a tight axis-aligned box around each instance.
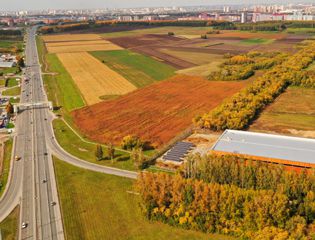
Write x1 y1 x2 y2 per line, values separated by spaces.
46 43 122 54
42 34 102 42
109 34 196 69
42 34 122 53
46 40 111 47
57 52 137 105
160 49 224 65
72 75 248 148
107 33 286 70
90 50 175 88
176 61 224 77
251 87 315 138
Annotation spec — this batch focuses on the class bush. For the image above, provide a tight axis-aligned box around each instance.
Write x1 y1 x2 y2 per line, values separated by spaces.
200 34 208 39
121 135 143 150
206 30 220 34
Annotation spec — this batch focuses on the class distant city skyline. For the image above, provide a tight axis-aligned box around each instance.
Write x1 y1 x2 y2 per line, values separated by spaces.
2 0 314 11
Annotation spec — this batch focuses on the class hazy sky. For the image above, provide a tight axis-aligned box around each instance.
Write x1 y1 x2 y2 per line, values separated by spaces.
2 0 313 11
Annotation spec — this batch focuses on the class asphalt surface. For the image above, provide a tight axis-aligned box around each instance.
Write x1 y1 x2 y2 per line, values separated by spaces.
0 26 138 240
19 27 64 240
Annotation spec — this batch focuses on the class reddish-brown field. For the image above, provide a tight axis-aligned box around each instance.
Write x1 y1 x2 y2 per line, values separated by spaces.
72 75 247 148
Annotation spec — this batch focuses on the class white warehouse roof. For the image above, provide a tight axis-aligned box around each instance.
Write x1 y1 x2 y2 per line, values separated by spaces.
211 130 315 167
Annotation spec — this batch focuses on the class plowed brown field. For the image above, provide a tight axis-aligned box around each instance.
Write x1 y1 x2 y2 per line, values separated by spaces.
58 52 136 105
72 75 248 147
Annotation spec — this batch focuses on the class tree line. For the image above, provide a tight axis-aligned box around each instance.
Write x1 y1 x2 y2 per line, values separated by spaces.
182 154 315 207
137 163 315 239
214 21 315 31
39 20 246 34
0 29 23 41
195 42 315 131
40 23 90 34
0 29 22 36
39 20 315 34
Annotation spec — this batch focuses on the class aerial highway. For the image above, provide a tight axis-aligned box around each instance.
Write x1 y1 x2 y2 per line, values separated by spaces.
0 27 64 239
0 25 137 240
18 27 64 240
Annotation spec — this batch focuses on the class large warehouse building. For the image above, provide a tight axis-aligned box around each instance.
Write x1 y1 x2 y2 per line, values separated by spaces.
211 130 315 169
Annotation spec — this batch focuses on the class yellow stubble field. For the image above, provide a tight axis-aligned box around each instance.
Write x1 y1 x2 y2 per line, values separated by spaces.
42 34 122 53
42 34 102 42
57 52 137 105
45 40 110 47
46 43 122 53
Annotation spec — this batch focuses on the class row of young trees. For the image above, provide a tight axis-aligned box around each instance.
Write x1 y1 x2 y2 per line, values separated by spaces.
195 42 315 131
208 52 287 81
120 135 152 169
95 144 115 161
137 170 315 239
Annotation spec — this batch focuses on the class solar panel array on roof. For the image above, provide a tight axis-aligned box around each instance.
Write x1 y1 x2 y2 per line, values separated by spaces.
163 142 195 162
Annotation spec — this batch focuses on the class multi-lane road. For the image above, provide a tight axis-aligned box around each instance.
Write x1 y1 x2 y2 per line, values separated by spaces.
0 26 137 240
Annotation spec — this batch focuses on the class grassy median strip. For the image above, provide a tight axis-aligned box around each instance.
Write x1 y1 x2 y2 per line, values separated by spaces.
0 139 13 197
0 206 19 240
53 119 135 171
54 158 231 240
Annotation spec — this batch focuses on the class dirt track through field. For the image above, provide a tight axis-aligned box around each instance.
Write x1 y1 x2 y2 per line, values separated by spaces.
57 52 136 105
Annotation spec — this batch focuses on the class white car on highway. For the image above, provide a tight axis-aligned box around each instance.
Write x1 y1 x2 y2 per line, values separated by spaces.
22 222 28 229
